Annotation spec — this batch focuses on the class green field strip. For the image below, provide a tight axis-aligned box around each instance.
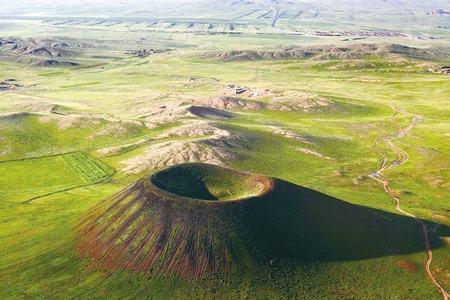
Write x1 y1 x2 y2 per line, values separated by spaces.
61 152 115 183
0 151 81 164
0 151 115 203
21 177 112 204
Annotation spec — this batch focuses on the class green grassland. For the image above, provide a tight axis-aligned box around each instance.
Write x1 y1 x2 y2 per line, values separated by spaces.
0 15 450 299
0 152 115 203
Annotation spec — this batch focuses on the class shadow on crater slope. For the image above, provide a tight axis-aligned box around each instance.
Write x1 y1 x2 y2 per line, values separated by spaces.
76 163 450 279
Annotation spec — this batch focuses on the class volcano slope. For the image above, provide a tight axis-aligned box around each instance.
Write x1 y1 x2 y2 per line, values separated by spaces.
77 163 450 280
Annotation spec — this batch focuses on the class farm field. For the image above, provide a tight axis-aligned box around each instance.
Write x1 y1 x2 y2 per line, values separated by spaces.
0 1 450 299
0 152 114 202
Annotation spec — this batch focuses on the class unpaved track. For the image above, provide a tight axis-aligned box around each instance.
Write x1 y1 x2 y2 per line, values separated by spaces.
369 109 449 300
270 6 280 28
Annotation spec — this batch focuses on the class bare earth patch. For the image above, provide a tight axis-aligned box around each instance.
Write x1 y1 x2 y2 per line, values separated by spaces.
89 120 144 139
270 126 312 144
96 139 146 156
121 141 233 173
0 146 12 156
39 115 102 130
397 260 419 273
0 101 56 116
142 102 192 128
121 125 246 173
294 147 333 160
194 96 263 110
158 122 229 139
223 85 271 98
267 92 330 112
433 214 450 225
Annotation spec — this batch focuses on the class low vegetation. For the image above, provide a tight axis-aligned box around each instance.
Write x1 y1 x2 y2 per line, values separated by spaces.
0 1 449 298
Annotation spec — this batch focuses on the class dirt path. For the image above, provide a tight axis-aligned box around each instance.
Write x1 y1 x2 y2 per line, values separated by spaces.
369 109 449 300
270 6 280 28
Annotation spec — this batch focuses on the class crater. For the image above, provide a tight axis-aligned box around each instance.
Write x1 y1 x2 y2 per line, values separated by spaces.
77 163 450 279
150 163 273 201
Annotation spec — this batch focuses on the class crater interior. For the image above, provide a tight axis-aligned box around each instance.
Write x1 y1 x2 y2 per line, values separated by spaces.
150 163 271 201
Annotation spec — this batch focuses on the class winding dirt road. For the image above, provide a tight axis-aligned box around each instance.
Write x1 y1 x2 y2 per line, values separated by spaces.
270 6 280 28
369 109 449 300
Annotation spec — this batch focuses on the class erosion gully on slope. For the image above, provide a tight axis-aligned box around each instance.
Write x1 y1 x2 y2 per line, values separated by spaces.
369 108 449 300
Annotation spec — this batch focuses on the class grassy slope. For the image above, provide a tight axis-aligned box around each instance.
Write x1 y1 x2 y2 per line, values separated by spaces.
0 152 115 203
0 40 449 299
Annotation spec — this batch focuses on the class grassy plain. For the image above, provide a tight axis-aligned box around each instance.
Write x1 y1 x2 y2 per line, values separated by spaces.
0 14 449 299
